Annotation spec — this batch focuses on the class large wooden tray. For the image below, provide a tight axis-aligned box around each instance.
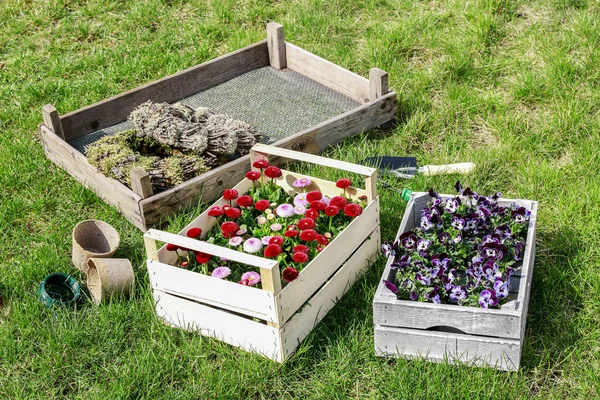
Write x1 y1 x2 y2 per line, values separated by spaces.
39 22 396 230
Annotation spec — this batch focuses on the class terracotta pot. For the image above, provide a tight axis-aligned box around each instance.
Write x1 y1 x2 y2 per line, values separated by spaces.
72 220 120 272
86 258 134 305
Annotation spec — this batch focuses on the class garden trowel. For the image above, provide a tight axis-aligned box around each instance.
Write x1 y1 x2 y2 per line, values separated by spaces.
363 156 475 179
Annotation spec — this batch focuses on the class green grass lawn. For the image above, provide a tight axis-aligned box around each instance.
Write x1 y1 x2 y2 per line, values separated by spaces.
1 0 599 398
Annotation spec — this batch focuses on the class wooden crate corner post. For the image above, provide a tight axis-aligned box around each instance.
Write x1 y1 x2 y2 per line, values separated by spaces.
267 22 286 70
41 104 65 140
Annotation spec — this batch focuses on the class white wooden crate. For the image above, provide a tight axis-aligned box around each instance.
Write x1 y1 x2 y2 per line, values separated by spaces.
373 192 537 371
144 144 380 362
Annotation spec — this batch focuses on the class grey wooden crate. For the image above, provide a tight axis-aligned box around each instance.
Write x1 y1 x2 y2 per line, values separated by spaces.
373 192 538 371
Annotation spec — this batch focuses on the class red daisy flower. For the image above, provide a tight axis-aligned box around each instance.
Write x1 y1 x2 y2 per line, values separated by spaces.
246 170 261 181
305 209 319 220
186 227 202 238
329 196 348 209
221 221 239 238
310 201 327 212
282 267 299 282
264 166 282 179
292 252 309 263
179 260 189 267
207 206 224 217
285 228 299 238
269 236 284 246
298 218 315 230
224 207 241 219
255 199 270 211
316 246 323 252
306 190 323 203
292 244 310 254
239 279 249 285
324 205 339 217
336 178 352 189
166 243 179 251
252 159 269 169
344 203 363 218
316 235 329 246
236 195 253 208
264 244 282 258
299 229 317 242
195 252 211 264
223 189 238 200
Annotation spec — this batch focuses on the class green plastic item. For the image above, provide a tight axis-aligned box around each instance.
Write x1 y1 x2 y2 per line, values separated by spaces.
38 273 82 308
401 188 413 202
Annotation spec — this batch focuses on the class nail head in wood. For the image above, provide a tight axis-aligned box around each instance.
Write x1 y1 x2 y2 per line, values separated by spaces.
369 68 389 101
267 22 286 69
130 167 153 199
42 104 65 140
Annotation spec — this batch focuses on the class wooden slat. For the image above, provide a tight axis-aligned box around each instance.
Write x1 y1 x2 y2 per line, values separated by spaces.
145 229 278 270
369 68 389 101
272 92 397 155
374 325 521 371
148 260 278 322
39 125 145 229
286 43 371 103
277 199 380 324
60 41 270 140
153 290 283 362
267 22 286 69
250 143 376 178
130 167 153 199
280 227 380 359
42 104 65 139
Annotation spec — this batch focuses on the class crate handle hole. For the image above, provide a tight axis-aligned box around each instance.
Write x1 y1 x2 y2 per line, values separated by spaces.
426 325 465 334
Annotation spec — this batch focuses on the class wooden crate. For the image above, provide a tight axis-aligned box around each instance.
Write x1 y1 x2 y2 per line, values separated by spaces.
143 144 381 362
373 192 538 371
39 22 396 231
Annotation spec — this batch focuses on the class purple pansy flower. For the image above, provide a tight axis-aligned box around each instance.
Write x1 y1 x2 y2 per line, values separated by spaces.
383 279 398 294
399 232 418 250
391 254 411 270
512 206 531 223
409 291 419 301
494 279 509 299
479 289 498 308
417 238 431 252
451 215 465 230
449 286 467 302
445 197 460 213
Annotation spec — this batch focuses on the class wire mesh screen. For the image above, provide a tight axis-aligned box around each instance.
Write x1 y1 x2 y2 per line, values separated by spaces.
69 67 361 154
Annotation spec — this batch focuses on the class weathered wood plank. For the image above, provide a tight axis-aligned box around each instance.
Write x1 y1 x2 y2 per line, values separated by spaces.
369 68 389 101
374 325 521 371
267 22 286 69
273 92 397 155
286 43 371 103
59 41 270 140
39 125 145 229
42 104 65 139
154 290 283 362
280 227 380 359
277 199 380 324
130 167 153 199
148 260 278 322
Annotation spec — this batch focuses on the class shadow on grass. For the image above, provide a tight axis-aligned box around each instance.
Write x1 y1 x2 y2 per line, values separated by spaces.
522 224 583 372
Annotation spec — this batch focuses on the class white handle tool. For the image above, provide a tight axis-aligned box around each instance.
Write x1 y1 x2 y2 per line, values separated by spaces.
420 163 475 176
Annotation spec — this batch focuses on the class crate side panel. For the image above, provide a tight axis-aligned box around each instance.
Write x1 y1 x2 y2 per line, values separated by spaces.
277 198 380 324
148 260 277 322
375 325 521 371
154 290 282 362
39 126 145 229
273 92 396 156
280 227 380 359
61 41 270 140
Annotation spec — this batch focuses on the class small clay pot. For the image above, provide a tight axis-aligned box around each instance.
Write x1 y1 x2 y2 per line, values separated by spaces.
72 220 120 272
86 258 134 305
